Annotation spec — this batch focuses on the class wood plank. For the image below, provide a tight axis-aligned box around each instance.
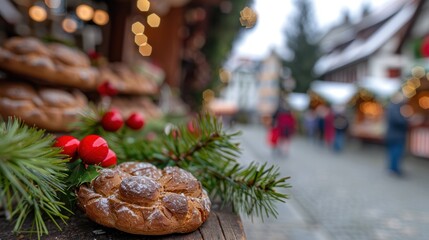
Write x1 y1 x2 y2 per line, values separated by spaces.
216 209 246 240
198 212 226 240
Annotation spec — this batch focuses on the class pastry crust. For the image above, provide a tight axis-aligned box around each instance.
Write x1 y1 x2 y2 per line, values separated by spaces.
77 162 211 235
0 80 87 132
0 37 98 90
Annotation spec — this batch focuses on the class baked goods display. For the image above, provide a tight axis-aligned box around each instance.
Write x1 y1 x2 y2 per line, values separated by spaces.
0 80 87 132
0 37 164 132
0 37 98 90
77 162 211 235
110 96 163 120
98 62 159 95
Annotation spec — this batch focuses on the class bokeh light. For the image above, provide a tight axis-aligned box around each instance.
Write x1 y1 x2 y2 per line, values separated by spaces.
76 4 94 21
29 5 47 22
411 66 425 79
419 96 429 109
147 13 161 27
134 34 148 46
93 9 109 25
131 22 145 34
139 43 152 56
62 17 78 33
137 0 150 12
400 105 414 118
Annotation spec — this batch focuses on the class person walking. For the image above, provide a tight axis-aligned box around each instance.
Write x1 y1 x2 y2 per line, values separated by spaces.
272 103 296 156
333 108 349 152
385 92 409 176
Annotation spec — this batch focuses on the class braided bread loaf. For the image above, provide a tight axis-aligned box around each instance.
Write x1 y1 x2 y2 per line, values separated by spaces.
0 37 98 89
0 80 87 132
77 162 211 235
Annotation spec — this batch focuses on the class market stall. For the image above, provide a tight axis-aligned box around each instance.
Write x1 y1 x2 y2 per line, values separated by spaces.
402 70 429 158
349 76 402 142
308 80 357 108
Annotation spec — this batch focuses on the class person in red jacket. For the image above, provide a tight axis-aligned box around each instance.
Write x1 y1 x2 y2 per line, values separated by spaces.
272 103 296 156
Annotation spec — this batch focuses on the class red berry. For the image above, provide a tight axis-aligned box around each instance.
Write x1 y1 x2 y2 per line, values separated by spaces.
53 135 80 161
101 110 124 132
100 149 117 167
126 112 145 130
79 135 109 165
97 81 118 97
171 129 180 139
187 120 200 136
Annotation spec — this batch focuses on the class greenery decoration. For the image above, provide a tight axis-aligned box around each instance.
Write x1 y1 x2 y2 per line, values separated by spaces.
1 107 291 238
72 107 291 219
0 118 70 239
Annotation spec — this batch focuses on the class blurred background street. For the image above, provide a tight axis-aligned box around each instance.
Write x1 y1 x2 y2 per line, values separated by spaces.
235 124 429 240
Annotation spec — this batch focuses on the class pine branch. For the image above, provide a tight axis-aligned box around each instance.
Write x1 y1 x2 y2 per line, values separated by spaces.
71 110 291 219
0 117 71 239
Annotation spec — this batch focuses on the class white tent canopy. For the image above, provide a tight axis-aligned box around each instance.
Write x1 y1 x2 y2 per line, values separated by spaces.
310 80 358 105
358 76 402 99
286 93 310 111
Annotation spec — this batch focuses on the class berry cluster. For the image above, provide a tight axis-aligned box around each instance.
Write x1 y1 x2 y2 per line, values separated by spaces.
53 135 117 167
101 109 145 132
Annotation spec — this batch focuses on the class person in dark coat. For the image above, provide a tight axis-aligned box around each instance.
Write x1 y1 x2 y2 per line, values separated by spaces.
385 93 409 176
333 108 349 152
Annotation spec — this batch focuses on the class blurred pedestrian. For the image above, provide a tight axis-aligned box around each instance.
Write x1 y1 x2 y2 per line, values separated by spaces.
385 92 409 176
303 109 317 142
333 107 349 152
315 104 328 145
272 102 296 156
324 106 335 147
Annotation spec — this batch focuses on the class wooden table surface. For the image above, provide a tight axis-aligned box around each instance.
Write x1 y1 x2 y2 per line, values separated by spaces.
0 204 246 240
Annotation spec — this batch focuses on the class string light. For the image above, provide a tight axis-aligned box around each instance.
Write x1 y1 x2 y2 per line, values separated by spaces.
139 43 152 56
411 66 425 79
62 17 77 33
419 96 429 109
76 4 94 21
147 13 161 27
131 22 145 34
29 5 47 22
93 9 109 25
135 34 148 46
137 0 150 12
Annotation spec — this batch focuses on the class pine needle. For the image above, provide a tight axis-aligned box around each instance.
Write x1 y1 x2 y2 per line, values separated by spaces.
0 117 70 239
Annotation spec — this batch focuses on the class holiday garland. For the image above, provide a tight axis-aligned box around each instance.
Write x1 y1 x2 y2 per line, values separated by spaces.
0 108 291 239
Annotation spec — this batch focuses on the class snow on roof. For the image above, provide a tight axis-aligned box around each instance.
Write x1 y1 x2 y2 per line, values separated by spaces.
314 2 417 76
286 93 310 111
358 76 402 99
310 80 358 105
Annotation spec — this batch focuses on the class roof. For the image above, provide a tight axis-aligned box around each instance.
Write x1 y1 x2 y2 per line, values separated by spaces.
314 0 418 76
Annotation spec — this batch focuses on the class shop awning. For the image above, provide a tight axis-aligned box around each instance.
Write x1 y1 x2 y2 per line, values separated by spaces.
286 93 310 111
358 76 402 99
310 80 358 105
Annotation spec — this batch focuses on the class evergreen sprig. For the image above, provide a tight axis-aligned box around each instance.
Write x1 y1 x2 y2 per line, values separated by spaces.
72 108 291 219
0 117 71 239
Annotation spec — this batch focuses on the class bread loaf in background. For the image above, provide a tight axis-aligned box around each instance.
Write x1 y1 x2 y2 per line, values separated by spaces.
0 37 98 90
0 80 87 132
77 162 211 235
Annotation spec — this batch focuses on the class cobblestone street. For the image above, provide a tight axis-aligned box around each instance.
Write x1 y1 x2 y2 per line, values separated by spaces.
234 124 429 240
